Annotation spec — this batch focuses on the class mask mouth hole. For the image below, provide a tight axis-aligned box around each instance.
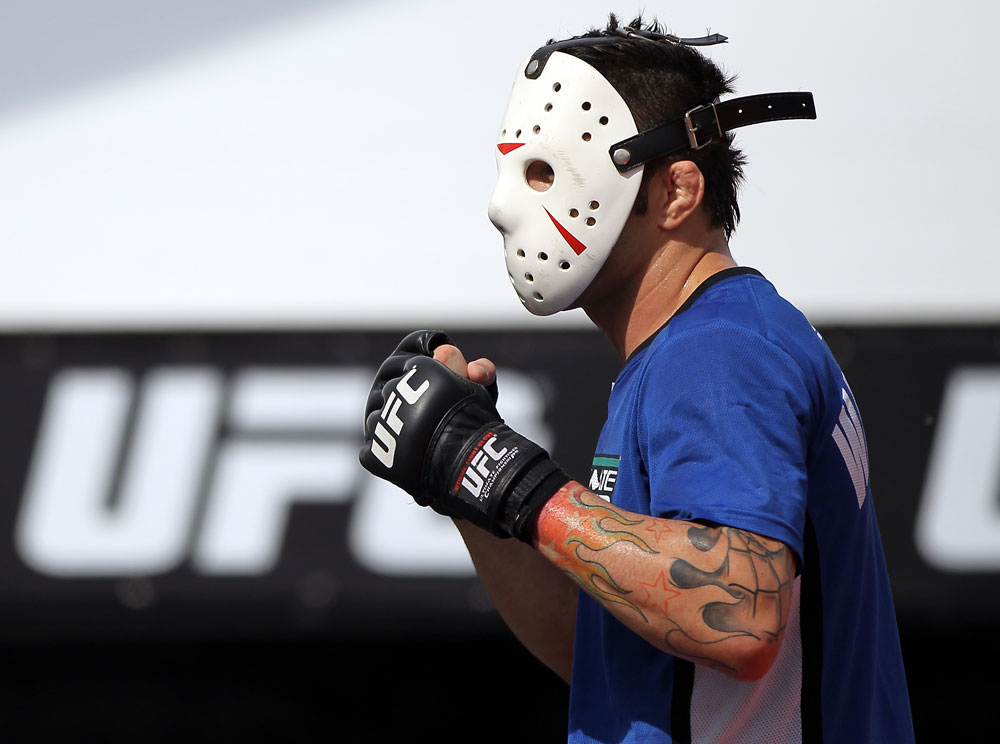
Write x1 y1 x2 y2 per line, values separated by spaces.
525 160 554 192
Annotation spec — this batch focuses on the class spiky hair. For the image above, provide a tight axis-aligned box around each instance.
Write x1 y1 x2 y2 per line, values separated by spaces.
558 14 747 237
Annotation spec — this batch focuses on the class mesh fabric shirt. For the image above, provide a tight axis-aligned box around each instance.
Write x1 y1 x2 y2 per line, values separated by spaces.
568 268 914 744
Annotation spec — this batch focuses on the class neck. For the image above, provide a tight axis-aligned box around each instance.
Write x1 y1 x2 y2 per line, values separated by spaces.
584 231 735 361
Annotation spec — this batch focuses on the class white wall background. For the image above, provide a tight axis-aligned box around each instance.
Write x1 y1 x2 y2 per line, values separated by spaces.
0 1 996 330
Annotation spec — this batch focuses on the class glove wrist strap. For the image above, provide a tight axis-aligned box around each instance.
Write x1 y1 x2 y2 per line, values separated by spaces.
506 459 570 543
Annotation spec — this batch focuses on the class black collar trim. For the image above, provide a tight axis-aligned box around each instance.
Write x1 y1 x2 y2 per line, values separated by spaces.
624 267 764 364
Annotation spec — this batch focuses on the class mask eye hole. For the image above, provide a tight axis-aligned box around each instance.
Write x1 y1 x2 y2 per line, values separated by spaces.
525 160 554 192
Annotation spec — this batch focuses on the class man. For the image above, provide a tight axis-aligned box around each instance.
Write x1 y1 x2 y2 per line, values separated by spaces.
360 15 914 743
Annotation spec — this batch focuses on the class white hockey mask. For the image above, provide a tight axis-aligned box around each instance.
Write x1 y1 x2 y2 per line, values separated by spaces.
488 51 644 316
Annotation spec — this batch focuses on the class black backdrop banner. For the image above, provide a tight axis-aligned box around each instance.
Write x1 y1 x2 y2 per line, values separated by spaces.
0 327 997 640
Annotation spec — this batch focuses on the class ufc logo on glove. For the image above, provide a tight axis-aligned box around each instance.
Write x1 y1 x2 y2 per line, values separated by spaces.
370 367 431 468
457 434 513 500
359 330 569 541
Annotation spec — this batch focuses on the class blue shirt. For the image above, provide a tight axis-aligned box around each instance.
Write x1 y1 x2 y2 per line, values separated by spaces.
569 268 914 744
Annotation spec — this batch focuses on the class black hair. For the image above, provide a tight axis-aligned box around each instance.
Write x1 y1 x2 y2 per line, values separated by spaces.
557 14 747 237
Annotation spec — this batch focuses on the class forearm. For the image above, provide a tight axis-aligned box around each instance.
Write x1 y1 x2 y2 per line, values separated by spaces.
532 482 795 681
455 518 577 683
358 334 794 681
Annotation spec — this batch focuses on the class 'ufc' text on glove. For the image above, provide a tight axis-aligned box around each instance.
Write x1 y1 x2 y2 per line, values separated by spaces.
359 342 569 542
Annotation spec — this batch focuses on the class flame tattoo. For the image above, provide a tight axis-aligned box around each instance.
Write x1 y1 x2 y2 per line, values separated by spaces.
535 481 796 677
537 484 658 619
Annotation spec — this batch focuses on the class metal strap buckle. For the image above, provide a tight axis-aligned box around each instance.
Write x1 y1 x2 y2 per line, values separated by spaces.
684 103 722 150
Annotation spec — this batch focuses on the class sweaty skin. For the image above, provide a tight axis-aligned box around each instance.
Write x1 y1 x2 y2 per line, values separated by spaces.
433 344 796 682
535 483 795 681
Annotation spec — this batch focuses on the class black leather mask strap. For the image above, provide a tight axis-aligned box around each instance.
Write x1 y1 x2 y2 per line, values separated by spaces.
609 92 817 171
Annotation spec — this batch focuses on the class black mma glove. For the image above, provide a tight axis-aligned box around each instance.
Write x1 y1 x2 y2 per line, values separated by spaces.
358 330 569 542
359 329 490 518
360 329 497 423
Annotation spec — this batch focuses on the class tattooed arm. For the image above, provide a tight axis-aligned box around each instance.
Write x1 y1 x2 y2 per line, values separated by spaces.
425 343 792 681
534 481 796 682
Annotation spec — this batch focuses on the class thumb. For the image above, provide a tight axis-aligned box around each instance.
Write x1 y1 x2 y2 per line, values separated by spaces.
467 359 497 387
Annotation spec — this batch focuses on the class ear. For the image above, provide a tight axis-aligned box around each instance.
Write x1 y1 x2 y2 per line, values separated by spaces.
651 160 706 231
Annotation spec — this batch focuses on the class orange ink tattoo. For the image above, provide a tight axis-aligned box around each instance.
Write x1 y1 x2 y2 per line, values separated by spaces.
537 482 658 619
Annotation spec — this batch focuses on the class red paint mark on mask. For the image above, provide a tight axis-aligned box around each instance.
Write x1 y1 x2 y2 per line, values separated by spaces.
497 143 526 155
544 208 588 255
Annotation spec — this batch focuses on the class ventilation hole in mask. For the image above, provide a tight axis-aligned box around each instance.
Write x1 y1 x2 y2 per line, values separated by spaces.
559 261 571 270
524 273 534 282
589 201 600 210
582 101 591 111
553 82 561 92
544 103 553 112
533 292 544 301
582 132 592 142
501 129 507 136
538 252 548 261
586 217 596 226
569 208 579 218
533 125 541 134
516 249 525 258
515 129 522 138
599 116 609 125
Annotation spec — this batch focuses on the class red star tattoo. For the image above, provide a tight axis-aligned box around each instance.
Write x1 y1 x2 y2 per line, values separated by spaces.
638 570 681 615
643 520 674 545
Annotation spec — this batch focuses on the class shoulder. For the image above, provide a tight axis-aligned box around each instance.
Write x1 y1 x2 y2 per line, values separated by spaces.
646 271 820 363
632 270 842 412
